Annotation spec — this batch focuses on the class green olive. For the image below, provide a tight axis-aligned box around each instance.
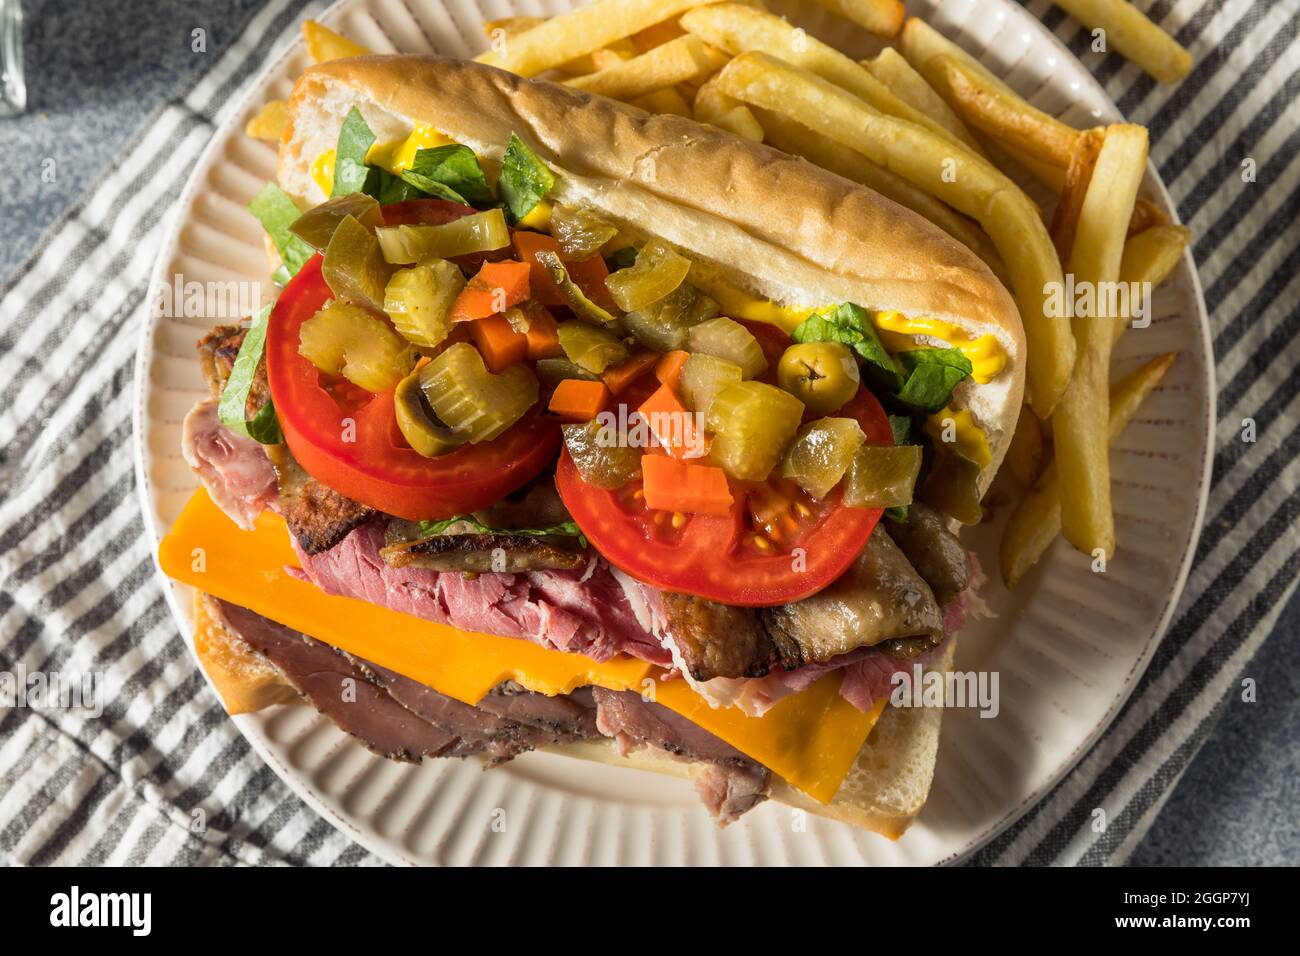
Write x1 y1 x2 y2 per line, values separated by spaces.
394 366 463 458
776 342 861 414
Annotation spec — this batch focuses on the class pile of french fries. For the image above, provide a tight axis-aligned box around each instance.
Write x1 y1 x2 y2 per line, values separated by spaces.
472 0 1193 587
248 1 1194 589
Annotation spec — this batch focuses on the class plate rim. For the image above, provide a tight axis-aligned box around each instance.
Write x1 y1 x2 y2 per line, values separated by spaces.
131 0 1216 867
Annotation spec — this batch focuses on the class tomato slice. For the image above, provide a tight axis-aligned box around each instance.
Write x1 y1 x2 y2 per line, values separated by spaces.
557 323 894 606
266 254 559 521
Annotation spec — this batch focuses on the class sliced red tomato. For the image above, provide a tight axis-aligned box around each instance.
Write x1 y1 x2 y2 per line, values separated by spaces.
557 323 894 606
266 254 559 521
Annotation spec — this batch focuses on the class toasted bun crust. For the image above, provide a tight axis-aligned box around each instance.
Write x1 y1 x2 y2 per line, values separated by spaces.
279 55 1025 490
192 592 300 715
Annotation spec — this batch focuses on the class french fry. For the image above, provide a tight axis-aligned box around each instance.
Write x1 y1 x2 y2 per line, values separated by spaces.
808 0 905 38
245 100 290 141
899 17 1070 193
995 140 1068 193
900 17 1022 107
863 48 981 151
1004 404 1046 488
629 86 695 117
475 0 719 77
756 107 1007 282
564 35 729 100
303 20 370 62
1050 127 1105 262
936 55 1082 167
481 16 543 38
1051 123 1149 559
1113 224 1191 347
1127 197 1168 236
681 4 974 154
1000 351 1178 587
631 18 688 53
1051 0 1193 83
693 75 766 141
714 52 1075 418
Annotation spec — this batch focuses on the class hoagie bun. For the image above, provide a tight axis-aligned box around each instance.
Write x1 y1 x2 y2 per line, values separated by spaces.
278 55 1025 490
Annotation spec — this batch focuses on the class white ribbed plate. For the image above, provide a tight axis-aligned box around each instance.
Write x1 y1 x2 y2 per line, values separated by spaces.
134 0 1213 865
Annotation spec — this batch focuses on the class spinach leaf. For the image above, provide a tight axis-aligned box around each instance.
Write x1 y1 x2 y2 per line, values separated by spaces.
373 170 429 205
498 133 555 223
419 513 588 548
217 304 283 444
332 107 379 197
248 183 315 283
888 414 913 446
396 170 468 204
404 145 493 205
896 348 973 413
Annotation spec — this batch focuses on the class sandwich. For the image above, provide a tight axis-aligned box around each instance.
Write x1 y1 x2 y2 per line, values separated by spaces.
161 52 1024 837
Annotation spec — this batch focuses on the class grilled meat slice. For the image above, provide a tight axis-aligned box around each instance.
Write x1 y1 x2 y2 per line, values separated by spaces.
760 526 943 669
884 503 971 606
473 480 572 530
293 521 671 665
354 659 556 764
197 324 271 413
591 687 771 824
381 532 588 573
695 762 771 824
648 590 776 681
217 600 460 762
264 443 377 556
478 684 599 738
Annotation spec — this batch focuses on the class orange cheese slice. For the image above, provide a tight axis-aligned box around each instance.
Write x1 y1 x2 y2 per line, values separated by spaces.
159 489 881 802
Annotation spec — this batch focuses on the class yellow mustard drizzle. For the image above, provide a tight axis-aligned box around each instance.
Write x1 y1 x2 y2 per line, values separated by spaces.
310 125 454 196
872 310 1006 384
367 124 453 175
517 199 553 231
924 406 991 469
310 149 336 195
685 262 818 332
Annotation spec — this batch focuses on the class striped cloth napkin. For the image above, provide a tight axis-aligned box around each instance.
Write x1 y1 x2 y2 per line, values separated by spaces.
0 0 1296 866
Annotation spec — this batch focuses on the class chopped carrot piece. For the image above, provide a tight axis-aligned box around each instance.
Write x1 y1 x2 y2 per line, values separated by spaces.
512 231 615 310
602 349 660 395
641 454 733 516
548 379 610 422
450 260 531 322
519 301 562 359
654 350 689 390
638 383 705 459
469 314 528 373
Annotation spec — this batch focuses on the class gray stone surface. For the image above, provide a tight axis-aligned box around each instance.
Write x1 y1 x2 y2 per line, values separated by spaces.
1 0 1295 866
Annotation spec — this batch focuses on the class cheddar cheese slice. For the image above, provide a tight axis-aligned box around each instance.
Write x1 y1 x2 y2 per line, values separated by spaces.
159 489 881 802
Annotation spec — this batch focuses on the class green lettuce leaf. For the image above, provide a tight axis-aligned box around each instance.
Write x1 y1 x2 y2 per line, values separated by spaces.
418 513 587 548
403 145 493 205
332 107 379 197
895 348 973 413
217 304 282 444
248 183 315 283
498 133 556 223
